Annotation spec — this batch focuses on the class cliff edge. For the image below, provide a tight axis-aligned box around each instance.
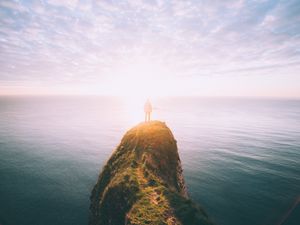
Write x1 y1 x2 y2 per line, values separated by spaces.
89 121 214 225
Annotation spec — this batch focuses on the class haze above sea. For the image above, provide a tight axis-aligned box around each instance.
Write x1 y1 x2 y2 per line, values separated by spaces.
0 96 299 225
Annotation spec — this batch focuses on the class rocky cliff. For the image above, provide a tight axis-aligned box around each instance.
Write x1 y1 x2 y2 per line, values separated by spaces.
89 121 214 225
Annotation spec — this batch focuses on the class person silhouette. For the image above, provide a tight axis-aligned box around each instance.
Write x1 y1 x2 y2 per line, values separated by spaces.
144 99 152 122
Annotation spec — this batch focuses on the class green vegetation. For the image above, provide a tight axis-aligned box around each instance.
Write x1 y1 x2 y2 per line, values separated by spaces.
89 121 215 225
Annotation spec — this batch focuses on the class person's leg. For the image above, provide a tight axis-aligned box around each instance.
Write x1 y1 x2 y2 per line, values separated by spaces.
149 112 151 121
145 113 147 122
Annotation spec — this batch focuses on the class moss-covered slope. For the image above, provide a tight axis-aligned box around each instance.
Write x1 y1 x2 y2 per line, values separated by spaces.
89 121 214 225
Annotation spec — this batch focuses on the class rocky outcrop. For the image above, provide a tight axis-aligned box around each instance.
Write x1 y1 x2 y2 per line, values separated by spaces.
89 121 214 225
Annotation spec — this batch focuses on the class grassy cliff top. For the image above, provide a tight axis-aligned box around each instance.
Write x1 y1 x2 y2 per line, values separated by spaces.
89 121 215 225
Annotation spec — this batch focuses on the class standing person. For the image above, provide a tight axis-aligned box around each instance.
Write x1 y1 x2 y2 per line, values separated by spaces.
144 99 152 122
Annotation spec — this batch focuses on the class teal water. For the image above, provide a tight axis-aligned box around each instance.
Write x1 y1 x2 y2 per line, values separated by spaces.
0 96 299 225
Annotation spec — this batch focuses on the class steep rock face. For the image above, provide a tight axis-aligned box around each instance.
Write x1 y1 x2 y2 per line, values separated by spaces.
89 121 214 225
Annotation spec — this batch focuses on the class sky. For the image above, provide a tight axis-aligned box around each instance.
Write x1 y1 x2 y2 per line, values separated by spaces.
0 0 300 98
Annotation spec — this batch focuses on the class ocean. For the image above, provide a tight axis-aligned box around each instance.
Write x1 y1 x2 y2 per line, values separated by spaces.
0 96 299 225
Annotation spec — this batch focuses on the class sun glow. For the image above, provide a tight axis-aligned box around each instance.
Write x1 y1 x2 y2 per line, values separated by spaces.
103 57 170 122
105 57 172 98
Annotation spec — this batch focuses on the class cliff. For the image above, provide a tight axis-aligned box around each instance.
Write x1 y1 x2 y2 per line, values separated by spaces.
89 121 214 225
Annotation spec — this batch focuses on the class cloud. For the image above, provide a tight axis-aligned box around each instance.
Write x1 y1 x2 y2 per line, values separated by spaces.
47 0 78 9
0 0 28 12
0 0 299 95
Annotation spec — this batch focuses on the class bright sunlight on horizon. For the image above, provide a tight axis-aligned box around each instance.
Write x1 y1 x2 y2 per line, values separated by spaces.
0 0 300 98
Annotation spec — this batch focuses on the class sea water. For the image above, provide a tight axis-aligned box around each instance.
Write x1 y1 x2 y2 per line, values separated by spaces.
0 96 299 225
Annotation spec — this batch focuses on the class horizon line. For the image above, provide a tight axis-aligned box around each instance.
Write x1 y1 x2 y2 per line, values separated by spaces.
0 94 299 100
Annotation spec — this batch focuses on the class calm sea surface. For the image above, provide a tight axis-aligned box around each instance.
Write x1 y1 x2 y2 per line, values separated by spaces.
0 96 299 225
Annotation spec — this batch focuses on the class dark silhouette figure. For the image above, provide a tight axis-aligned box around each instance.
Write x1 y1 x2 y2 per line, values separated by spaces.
144 99 152 122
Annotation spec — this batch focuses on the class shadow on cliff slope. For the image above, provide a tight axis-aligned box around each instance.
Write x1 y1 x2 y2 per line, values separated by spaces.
89 121 215 225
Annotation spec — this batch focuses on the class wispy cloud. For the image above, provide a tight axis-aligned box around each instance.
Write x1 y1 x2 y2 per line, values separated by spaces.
0 0 299 96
